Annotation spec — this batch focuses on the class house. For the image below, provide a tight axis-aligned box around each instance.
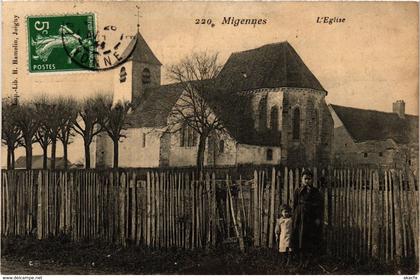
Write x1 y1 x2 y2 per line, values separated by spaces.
15 155 72 169
329 101 419 172
95 30 333 168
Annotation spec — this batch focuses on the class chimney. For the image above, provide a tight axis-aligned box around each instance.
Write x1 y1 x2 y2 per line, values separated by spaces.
392 100 405 118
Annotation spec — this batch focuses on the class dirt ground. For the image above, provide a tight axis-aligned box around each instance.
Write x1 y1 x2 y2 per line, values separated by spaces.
1 236 418 275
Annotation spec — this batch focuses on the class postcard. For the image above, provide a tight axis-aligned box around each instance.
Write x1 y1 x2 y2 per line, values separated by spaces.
1 1 418 276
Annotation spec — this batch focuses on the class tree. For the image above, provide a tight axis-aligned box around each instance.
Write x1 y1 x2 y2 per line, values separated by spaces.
15 102 39 170
1 98 22 169
57 98 78 169
98 96 132 169
34 96 51 169
72 96 105 169
34 126 51 169
47 101 63 170
167 52 224 170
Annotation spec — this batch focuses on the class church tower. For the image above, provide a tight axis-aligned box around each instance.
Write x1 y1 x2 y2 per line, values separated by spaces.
113 31 162 104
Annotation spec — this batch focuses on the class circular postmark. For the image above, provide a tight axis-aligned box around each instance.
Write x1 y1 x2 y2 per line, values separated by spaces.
61 23 137 71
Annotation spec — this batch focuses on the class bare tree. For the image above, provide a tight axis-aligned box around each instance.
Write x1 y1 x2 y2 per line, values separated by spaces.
57 98 78 169
98 97 132 169
15 102 39 170
1 98 22 169
167 52 224 169
34 96 52 169
72 96 105 169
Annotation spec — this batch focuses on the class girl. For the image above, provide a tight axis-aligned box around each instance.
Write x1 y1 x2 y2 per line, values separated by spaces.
275 204 293 265
291 169 324 267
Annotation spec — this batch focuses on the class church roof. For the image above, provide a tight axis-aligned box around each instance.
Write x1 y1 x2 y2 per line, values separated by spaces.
216 41 326 93
330 104 418 144
126 31 162 65
127 83 184 127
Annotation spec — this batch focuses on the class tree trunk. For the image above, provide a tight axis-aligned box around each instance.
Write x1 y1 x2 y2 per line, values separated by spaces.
25 144 32 170
51 139 57 169
63 143 68 169
84 142 91 169
42 147 48 169
11 148 15 170
113 139 119 169
7 147 11 170
196 134 207 171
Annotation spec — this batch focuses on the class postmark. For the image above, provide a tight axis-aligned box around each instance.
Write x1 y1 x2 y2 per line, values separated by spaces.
27 14 137 73
63 24 137 71
27 14 96 73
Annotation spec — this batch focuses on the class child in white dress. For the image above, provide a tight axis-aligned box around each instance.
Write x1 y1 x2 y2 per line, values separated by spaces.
275 204 293 265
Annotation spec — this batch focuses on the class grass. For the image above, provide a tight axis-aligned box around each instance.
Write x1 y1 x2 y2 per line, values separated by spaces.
1 235 418 275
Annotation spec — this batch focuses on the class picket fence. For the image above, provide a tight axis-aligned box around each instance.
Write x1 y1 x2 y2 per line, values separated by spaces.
1 167 418 263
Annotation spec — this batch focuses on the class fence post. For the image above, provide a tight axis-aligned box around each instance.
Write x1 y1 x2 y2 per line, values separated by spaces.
227 175 244 252
211 172 217 247
268 167 276 249
408 170 419 261
392 170 403 261
371 170 380 259
119 172 126 247
283 167 288 206
253 170 259 247
146 171 151 247
37 172 42 240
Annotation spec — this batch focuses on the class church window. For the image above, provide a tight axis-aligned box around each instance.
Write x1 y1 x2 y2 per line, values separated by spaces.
292 107 300 140
270 106 279 131
258 96 267 131
141 132 146 148
266 149 273 161
219 140 225 153
142 68 151 84
180 124 197 147
363 153 368 158
119 67 127 83
379 152 383 157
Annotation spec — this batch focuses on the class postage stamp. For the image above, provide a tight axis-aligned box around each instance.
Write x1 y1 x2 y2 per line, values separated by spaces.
27 14 96 73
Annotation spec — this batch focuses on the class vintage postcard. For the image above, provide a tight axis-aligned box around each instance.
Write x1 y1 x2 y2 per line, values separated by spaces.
1 0 418 276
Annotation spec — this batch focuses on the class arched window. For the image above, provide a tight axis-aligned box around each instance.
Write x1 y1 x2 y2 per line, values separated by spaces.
180 124 197 147
119 66 127 83
292 107 300 140
142 68 151 84
270 106 279 131
219 140 225 153
258 96 267 131
266 149 273 161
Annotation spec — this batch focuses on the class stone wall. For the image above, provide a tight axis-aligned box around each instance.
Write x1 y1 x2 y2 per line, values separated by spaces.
250 88 284 132
95 128 163 168
132 62 161 102
237 144 281 165
281 88 332 167
95 132 114 168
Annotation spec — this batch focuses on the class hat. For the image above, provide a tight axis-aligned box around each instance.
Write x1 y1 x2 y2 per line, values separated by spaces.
301 168 313 177
280 204 291 212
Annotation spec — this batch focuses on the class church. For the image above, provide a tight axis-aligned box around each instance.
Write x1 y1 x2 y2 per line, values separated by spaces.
95 30 333 168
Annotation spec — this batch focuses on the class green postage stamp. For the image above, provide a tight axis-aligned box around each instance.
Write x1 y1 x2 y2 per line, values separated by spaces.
27 14 96 73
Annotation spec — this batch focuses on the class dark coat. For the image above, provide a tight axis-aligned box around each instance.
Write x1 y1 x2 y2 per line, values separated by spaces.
291 185 323 254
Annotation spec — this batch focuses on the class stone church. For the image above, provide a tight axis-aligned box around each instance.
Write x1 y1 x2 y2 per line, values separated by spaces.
95 30 333 168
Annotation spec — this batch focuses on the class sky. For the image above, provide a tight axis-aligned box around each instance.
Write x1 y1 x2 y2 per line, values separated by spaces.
2 1 419 166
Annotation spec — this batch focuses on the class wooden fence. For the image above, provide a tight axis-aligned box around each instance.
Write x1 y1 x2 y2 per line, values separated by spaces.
1 167 418 263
